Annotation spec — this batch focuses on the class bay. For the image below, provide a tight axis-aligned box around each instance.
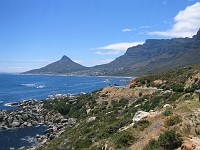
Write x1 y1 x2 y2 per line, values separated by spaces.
0 74 131 149
0 74 131 110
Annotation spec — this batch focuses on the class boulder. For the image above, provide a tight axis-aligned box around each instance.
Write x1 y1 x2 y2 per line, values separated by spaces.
181 139 196 150
163 104 172 109
133 111 149 122
27 122 32 127
86 109 91 114
12 121 21 127
22 114 29 121
7 117 13 124
87 117 96 123
68 118 76 124
36 134 40 138
16 115 22 120
61 119 68 123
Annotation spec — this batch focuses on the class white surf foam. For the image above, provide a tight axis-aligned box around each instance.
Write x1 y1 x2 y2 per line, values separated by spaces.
21 84 45 89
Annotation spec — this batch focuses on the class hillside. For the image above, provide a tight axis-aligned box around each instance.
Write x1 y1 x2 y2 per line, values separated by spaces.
23 29 200 76
30 63 200 150
23 55 87 75
91 29 200 76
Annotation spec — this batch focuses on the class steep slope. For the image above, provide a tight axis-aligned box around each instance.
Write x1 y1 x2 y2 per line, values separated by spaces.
23 55 86 75
34 63 200 150
93 29 200 76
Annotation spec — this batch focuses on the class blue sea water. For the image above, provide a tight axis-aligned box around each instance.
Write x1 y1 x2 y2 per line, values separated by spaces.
0 74 131 110
0 125 48 149
0 74 131 149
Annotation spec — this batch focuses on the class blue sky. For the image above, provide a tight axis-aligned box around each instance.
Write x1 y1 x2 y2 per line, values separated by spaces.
1 0 200 72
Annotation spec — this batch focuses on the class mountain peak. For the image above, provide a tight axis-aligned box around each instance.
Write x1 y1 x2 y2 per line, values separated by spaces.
23 55 86 75
196 28 200 38
193 28 200 40
61 55 70 61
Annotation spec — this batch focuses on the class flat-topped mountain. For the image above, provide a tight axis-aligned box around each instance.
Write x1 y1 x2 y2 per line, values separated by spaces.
23 55 86 75
23 29 200 76
91 29 200 76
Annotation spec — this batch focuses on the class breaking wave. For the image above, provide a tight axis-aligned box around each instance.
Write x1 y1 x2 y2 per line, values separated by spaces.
21 84 45 89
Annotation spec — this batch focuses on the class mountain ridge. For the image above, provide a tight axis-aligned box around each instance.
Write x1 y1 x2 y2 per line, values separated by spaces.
23 29 200 76
24 55 87 75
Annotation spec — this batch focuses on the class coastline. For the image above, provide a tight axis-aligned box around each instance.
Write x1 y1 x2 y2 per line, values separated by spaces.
0 93 79 149
0 74 132 149
19 73 134 79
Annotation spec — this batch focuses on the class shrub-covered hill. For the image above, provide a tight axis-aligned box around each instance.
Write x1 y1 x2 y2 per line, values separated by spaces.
34 63 200 150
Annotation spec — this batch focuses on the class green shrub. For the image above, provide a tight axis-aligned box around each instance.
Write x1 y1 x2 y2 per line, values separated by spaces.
143 139 160 150
133 119 151 131
111 100 120 107
144 130 182 150
139 92 143 97
185 87 195 93
96 131 109 140
113 131 136 148
119 97 129 105
53 102 71 116
74 138 92 150
168 92 182 102
162 109 172 116
171 84 184 92
141 95 162 111
164 115 182 126
105 124 119 134
101 94 107 97
158 130 182 150
130 84 136 88
43 100 53 109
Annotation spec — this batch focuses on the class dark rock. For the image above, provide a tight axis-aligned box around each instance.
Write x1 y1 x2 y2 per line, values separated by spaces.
7 117 13 124
22 114 29 121
44 128 54 134
0 115 4 122
49 134 55 140
61 119 68 123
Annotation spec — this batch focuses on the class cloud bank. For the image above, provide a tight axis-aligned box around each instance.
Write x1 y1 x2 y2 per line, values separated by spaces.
122 28 132 32
95 42 144 55
149 2 200 38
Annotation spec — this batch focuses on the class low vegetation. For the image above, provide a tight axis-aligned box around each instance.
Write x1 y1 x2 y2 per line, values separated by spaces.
144 130 183 150
36 63 200 149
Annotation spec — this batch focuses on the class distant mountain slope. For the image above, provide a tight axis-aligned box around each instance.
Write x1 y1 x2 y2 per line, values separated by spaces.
23 29 200 76
90 29 200 76
23 55 87 75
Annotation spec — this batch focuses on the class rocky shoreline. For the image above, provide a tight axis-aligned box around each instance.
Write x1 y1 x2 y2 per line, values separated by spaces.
0 94 78 148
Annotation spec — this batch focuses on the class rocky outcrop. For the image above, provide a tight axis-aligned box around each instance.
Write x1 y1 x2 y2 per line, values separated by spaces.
0 97 77 144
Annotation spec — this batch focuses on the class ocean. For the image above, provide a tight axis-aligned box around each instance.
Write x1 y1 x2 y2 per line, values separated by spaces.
0 74 131 149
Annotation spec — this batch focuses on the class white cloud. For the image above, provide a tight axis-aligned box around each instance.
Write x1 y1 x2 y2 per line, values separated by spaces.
139 25 153 29
149 2 200 38
73 59 114 67
95 51 120 55
122 28 132 32
91 59 114 64
96 42 144 51
95 42 144 55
